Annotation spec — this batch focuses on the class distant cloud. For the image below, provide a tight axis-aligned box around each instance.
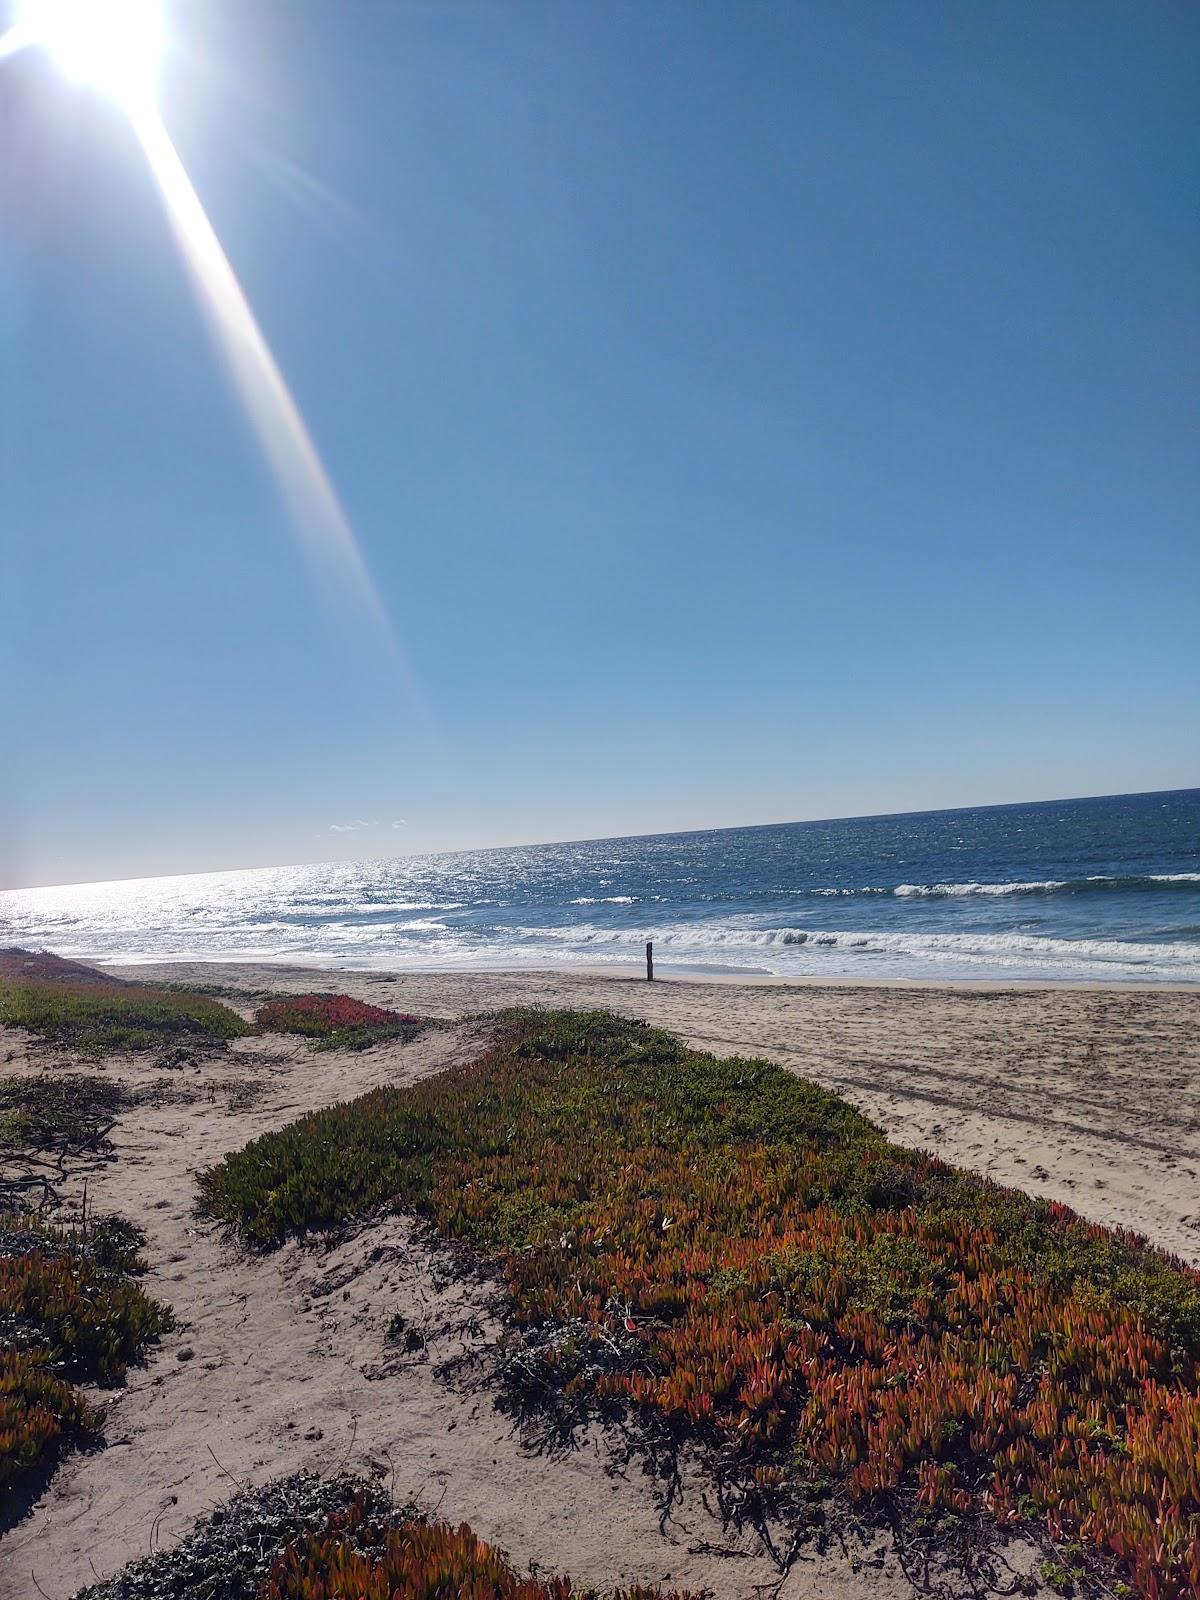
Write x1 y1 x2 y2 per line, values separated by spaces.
326 815 407 835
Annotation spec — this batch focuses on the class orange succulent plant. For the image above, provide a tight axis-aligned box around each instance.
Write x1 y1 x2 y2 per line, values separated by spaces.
200 1010 1200 1598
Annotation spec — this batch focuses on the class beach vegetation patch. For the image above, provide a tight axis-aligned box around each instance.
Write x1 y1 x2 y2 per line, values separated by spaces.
73 1471 700 1600
0 950 127 987
261 1496 699 1600
197 1010 1200 1598
0 1210 172 1511
73 1474 383 1600
255 993 424 1051
0 950 252 1055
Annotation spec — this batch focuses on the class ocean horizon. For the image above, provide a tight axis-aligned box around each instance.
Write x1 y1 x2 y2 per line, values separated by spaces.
3 787 1198 984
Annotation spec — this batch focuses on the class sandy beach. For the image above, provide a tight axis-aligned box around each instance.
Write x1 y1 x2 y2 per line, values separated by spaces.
1 966 1196 1600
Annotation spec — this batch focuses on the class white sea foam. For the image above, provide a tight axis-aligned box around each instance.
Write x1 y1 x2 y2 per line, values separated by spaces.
507 920 1200 981
893 880 1068 897
359 900 467 913
808 887 889 897
781 875 1200 899
891 874 1200 897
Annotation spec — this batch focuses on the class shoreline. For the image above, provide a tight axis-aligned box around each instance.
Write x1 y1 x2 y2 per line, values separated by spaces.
103 957 1200 994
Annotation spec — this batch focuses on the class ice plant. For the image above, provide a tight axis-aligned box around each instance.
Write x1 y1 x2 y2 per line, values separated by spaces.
199 1010 1200 1597
262 1494 700 1599
0 1213 172 1496
74 1474 702 1598
256 993 424 1050
0 950 253 1052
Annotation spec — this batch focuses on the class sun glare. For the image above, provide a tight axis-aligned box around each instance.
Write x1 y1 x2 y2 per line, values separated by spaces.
20 0 161 106
129 105 390 631
0 0 397 643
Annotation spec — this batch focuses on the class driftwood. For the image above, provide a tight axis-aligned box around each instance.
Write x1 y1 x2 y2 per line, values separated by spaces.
0 1074 127 1217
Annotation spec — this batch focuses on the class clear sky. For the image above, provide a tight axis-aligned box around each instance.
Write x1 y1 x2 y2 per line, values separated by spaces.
2 0 1197 890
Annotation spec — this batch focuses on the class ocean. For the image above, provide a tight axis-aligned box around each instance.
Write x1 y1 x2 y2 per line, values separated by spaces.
2 789 1198 984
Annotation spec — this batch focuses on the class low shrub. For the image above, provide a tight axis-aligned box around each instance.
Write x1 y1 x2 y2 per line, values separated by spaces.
0 954 253 1055
263 1494 698 1599
255 994 424 1051
0 1211 173 1503
0 1073 138 1213
73 1474 385 1600
198 1010 1200 1597
73 1473 699 1600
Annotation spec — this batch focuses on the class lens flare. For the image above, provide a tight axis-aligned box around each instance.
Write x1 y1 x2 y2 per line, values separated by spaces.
0 20 33 61
129 106 387 629
19 0 162 106
1 5 392 635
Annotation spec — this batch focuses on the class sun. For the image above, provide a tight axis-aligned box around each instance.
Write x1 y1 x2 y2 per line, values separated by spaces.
20 0 162 106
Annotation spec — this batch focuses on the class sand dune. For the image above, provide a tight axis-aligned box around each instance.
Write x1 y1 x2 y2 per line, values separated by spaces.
1 967 1195 1598
113 964 1200 1264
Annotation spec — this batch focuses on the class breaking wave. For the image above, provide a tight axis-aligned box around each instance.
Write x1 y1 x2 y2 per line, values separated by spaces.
847 874 1200 899
510 920 1200 980
893 880 1068 897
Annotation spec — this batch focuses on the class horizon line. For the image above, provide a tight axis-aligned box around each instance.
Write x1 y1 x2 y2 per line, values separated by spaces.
3 782 1196 896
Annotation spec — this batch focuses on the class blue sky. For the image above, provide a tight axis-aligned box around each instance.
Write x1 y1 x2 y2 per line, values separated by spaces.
2 0 1197 889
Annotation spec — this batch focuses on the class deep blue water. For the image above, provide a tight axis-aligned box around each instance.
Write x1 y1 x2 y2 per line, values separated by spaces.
2 788 1198 982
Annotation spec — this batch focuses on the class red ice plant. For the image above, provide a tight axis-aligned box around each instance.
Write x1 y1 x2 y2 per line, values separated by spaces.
256 994 422 1040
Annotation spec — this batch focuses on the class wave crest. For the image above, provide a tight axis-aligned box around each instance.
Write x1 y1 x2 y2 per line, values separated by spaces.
884 874 1199 899
893 880 1068 898
512 919 1200 979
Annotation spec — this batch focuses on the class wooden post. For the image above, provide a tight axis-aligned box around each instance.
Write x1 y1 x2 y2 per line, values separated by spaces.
646 940 654 982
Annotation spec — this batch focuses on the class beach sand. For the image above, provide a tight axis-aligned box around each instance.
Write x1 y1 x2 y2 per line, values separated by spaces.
1 966 1196 1599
